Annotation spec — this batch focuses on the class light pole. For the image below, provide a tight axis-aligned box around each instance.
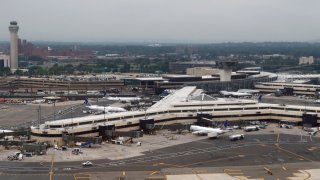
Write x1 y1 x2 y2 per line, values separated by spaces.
144 101 147 121
144 97 148 120
200 92 204 115
304 97 307 112
53 100 56 121
71 107 74 129
104 106 106 121
37 105 41 127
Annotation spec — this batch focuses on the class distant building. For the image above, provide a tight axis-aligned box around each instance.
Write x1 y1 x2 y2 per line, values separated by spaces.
262 54 292 60
175 45 195 55
17 38 94 60
169 61 216 74
0 52 10 68
186 67 220 76
299 56 314 65
129 64 141 72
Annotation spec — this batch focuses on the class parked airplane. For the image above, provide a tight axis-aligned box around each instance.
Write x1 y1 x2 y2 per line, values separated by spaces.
190 125 225 138
314 99 320 104
32 99 45 104
0 106 9 109
106 96 141 103
0 129 13 133
220 91 252 98
84 98 127 113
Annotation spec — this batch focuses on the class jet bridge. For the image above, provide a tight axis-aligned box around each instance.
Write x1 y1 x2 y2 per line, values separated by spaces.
197 113 214 127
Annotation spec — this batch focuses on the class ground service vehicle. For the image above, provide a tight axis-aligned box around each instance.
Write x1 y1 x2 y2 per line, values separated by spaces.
72 148 81 155
7 152 23 161
229 134 245 141
243 126 259 132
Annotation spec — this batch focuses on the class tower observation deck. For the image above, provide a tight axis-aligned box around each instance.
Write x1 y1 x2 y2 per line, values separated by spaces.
216 61 237 82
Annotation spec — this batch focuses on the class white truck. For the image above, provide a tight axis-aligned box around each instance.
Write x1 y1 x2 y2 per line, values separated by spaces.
229 134 245 141
308 127 319 136
243 126 259 132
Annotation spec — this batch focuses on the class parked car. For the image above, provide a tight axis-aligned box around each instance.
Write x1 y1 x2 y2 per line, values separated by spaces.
285 125 294 129
82 161 93 167
258 124 266 129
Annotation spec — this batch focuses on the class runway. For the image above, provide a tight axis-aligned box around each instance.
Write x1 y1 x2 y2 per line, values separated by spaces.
0 133 319 179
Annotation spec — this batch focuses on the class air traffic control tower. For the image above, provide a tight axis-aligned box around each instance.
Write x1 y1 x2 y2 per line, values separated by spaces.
8 21 19 72
216 61 237 82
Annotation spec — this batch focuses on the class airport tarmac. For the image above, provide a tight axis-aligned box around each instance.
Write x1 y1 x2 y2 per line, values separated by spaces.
1 124 316 163
0 98 126 128
0 125 320 179
0 102 84 128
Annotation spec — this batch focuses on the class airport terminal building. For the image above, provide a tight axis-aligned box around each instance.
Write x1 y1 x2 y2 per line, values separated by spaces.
30 86 320 145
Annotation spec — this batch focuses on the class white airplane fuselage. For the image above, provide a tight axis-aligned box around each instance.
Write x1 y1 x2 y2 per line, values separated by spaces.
86 105 127 113
237 89 260 94
0 129 13 133
220 91 252 97
190 125 225 136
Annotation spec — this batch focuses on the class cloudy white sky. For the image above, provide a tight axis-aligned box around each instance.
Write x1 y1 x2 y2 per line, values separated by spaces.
0 0 319 43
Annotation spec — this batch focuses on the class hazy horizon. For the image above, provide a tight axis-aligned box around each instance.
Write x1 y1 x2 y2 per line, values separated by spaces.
1 0 320 43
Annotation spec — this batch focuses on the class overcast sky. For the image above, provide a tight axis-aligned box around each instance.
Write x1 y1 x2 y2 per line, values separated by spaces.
0 0 319 43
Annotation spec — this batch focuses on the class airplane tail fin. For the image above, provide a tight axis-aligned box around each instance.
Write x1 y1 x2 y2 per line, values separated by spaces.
84 97 91 106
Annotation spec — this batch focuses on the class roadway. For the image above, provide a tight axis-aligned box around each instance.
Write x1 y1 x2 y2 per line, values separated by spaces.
0 133 319 179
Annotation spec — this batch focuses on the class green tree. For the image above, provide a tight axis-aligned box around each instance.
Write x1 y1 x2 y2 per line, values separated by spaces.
0 67 11 76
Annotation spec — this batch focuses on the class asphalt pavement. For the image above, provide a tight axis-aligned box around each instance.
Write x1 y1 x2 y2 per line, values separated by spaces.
0 133 319 179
